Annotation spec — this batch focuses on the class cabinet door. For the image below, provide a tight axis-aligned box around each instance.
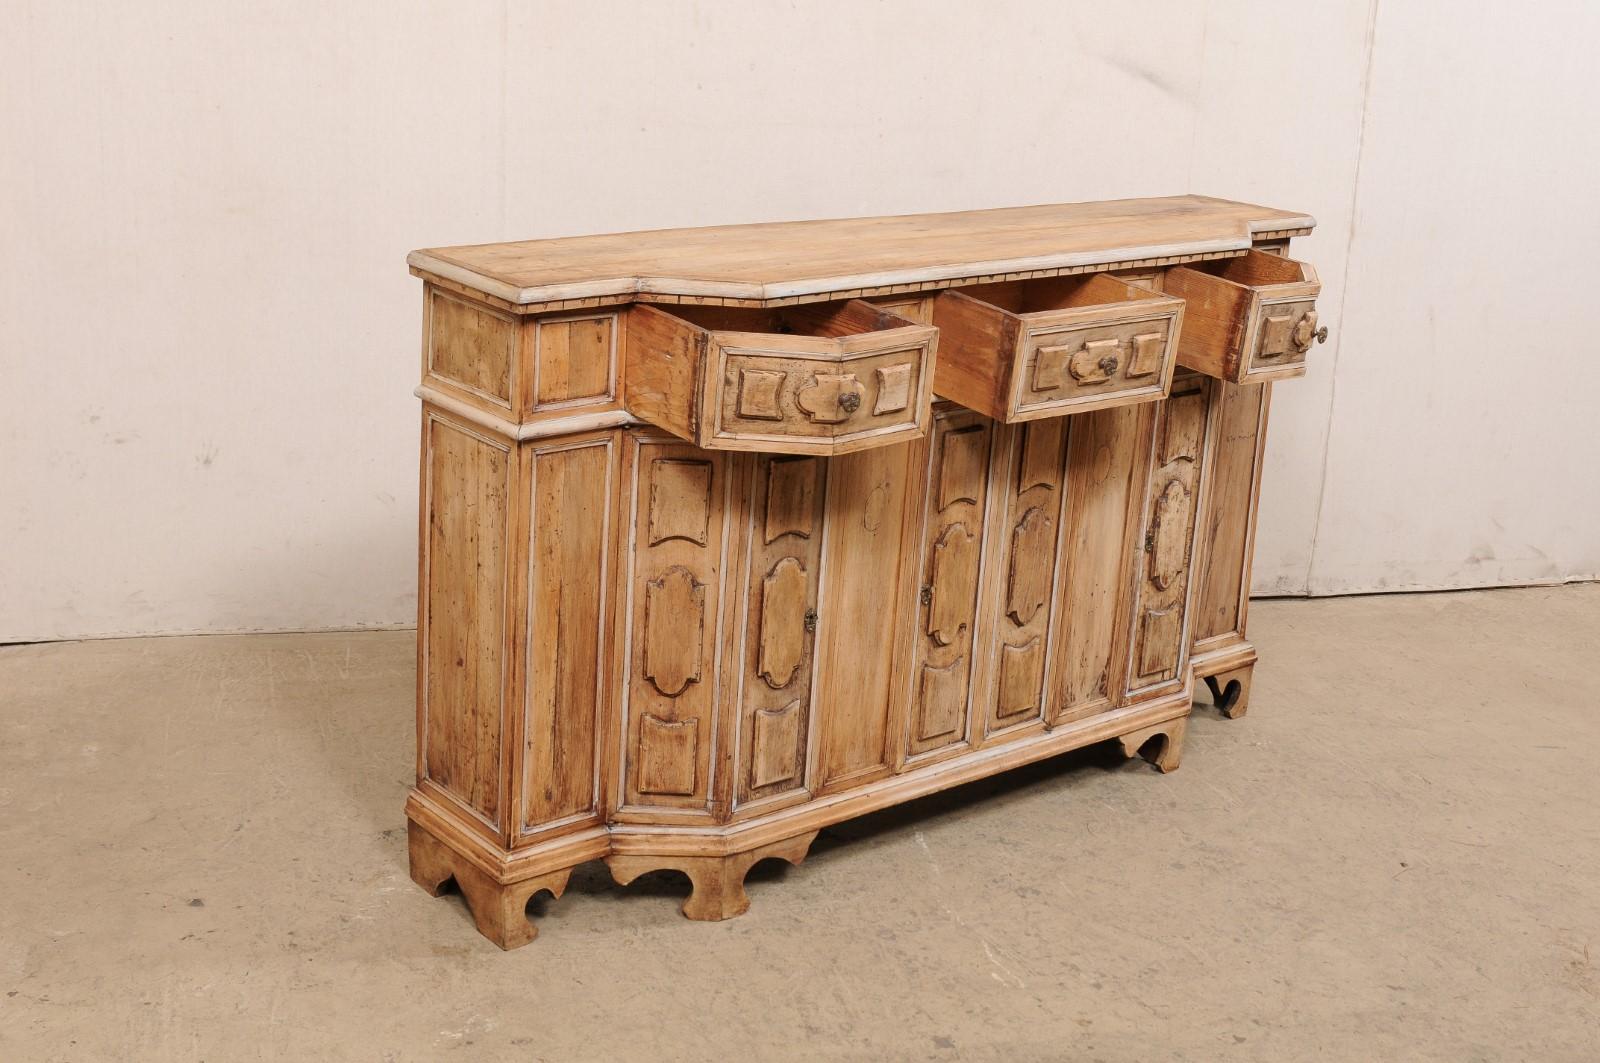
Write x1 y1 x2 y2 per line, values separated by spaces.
983 418 1071 736
733 455 827 807
1127 377 1211 695
906 410 996 761
622 438 730 813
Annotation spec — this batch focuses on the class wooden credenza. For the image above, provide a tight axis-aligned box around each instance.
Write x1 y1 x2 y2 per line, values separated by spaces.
404 196 1324 948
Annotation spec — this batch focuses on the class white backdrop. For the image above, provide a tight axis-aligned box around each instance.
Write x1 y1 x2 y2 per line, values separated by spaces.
2 1 1595 641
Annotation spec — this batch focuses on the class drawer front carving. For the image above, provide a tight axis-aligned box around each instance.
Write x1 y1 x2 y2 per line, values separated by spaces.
626 300 936 457
1247 298 1319 375
908 412 994 759
625 440 729 810
714 345 927 447
736 455 826 804
1128 380 1211 693
1166 250 1321 383
1018 315 1178 417
933 275 1184 423
984 418 1070 734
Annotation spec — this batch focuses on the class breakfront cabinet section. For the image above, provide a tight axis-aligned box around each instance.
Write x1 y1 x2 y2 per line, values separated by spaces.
405 196 1321 947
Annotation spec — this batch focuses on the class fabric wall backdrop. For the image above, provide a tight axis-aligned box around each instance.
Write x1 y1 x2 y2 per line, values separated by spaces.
2 0 1594 641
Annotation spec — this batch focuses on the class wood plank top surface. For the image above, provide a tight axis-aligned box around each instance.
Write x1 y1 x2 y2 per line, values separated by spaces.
409 195 1314 307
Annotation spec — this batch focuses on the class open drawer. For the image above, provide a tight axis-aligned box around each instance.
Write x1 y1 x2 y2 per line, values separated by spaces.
930 274 1184 422
1163 250 1324 383
624 300 937 456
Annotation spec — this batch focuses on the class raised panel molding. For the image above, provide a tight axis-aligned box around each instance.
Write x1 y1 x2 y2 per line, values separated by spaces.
750 700 802 791
736 368 787 421
1259 312 1294 358
874 363 913 414
1005 505 1053 628
916 659 966 742
927 522 978 647
638 714 698 796
1128 382 1210 691
738 453 826 804
1068 338 1120 384
422 416 510 827
938 426 987 510
758 557 808 689
1137 606 1182 677
764 457 819 543
643 566 705 697
1148 478 1191 592
1160 395 1205 466
997 638 1044 719
1017 420 1066 494
648 459 713 546
1127 333 1164 377
795 372 863 424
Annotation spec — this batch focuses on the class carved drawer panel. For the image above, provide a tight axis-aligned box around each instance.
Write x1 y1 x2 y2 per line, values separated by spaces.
734 455 827 806
1164 250 1322 384
906 410 996 760
1127 377 1212 695
931 274 1184 422
623 439 730 811
626 300 936 456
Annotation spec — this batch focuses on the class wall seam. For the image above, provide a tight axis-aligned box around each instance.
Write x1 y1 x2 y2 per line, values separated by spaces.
1303 0 1382 597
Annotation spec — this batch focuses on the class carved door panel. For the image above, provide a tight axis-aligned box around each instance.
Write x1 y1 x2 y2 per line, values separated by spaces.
735 455 826 805
1052 402 1153 724
1127 377 1211 694
984 418 1071 735
624 437 729 811
907 410 994 760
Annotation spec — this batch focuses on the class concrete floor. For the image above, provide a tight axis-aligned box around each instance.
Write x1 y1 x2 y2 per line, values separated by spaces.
1 586 1597 1061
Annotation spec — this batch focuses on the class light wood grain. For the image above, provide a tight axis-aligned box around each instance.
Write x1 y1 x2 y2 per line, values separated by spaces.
411 195 1313 307
1165 250 1321 383
408 198 1318 947
932 274 1185 421
419 411 512 835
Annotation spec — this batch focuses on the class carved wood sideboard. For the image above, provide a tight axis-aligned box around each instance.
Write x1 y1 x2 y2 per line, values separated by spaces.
403 196 1324 948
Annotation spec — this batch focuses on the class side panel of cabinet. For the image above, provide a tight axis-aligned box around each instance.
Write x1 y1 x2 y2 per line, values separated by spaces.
814 439 923 792
732 455 827 809
517 431 619 841
1126 377 1213 697
1051 402 1154 724
905 410 997 762
620 436 730 815
980 418 1071 738
1193 381 1270 654
418 409 514 837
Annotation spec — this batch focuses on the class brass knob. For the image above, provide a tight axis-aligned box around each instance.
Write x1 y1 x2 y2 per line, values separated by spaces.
1098 353 1120 376
838 391 861 414
1314 325 1329 344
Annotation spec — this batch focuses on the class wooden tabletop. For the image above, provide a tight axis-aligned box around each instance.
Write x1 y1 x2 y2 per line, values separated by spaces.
409 195 1314 308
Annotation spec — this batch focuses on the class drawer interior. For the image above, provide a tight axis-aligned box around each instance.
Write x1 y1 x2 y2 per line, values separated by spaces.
1183 248 1310 289
666 299 918 338
949 273 1165 317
